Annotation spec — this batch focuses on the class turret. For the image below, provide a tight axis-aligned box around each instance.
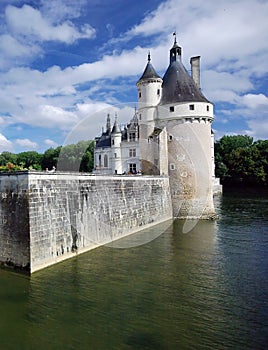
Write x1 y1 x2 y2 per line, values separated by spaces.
111 117 122 174
136 52 162 110
136 53 162 174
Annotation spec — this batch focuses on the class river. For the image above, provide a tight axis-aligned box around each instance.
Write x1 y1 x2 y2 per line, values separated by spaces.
0 194 267 349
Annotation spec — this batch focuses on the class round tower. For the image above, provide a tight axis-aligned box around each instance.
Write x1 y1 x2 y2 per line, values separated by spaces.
157 36 216 219
136 53 162 174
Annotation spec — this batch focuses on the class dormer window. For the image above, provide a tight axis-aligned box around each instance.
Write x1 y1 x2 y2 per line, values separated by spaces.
129 132 136 141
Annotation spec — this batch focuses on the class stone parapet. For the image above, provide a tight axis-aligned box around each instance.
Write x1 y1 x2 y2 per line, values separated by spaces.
0 172 172 273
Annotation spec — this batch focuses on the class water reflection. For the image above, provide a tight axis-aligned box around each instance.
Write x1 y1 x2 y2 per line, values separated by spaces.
0 195 267 349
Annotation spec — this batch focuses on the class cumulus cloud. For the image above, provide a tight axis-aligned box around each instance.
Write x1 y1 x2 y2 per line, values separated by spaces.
15 138 38 149
247 118 268 140
0 0 268 150
44 139 59 148
5 4 96 44
0 133 13 151
241 94 268 109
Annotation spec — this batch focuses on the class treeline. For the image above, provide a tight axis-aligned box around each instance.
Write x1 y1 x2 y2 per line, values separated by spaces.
0 140 94 173
215 135 268 188
1 135 267 189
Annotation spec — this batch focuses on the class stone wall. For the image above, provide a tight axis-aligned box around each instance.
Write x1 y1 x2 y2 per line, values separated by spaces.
0 172 30 271
0 172 172 273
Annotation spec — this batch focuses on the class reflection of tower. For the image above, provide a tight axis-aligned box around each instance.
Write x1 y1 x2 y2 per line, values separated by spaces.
136 53 162 174
137 35 216 219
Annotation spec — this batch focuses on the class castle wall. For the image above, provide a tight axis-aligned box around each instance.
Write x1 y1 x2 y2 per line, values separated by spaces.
0 172 172 273
158 119 215 219
0 173 30 271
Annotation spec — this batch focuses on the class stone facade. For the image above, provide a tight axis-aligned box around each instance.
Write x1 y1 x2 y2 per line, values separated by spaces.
94 38 221 218
0 172 30 270
0 172 172 273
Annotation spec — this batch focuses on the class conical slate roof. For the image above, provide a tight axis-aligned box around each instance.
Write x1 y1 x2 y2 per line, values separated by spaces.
111 117 121 134
137 53 162 83
160 41 209 104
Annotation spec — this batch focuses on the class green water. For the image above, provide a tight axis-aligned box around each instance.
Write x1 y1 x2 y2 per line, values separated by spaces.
0 195 267 349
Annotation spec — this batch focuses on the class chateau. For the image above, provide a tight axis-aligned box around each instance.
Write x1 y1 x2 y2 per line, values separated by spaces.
0 37 220 273
94 37 219 218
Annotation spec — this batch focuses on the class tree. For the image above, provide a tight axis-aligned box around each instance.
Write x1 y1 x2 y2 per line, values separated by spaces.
17 151 43 170
42 147 62 170
214 135 267 188
56 140 94 172
0 152 18 166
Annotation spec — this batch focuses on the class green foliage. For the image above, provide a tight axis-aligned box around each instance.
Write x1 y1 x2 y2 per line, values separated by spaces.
17 151 43 170
57 140 94 172
0 140 95 173
0 163 25 172
0 152 18 166
215 135 268 187
42 147 62 170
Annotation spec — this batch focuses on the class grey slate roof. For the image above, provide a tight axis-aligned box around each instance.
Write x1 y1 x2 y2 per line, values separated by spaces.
160 43 210 104
95 135 111 148
111 118 121 134
137 54 162 83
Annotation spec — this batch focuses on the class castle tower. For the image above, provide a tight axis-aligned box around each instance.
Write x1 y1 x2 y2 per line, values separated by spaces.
111 117 122 174
157 35 215 219
136 53 163 174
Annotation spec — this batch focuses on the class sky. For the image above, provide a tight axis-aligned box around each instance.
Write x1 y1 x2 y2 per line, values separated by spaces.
0 0 267 153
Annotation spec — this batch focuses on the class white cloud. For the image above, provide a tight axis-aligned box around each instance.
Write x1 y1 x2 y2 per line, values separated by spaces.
44 139 58 148
0 0 268 148
15 138 38 149
40 0 87 22
5 4 96 44
241 94 268 109
247 118 268 140
37 105 79 129
0 133 13 151
0 34 39 58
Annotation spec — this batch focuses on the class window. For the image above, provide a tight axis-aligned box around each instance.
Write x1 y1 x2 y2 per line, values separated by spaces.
129 132 136 141
104 154 108 168
169 135 173 141
157 89 160 96
170 163 175 170
112 139 114 145
207 105 209 111
129 148 136 157
189 104 195 110
99 154 101 167
114 153 117 158
139 92 141 98
129 163 137 173
170 106 175 112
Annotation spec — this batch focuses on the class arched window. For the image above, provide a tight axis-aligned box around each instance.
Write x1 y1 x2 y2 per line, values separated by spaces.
104 154 108 168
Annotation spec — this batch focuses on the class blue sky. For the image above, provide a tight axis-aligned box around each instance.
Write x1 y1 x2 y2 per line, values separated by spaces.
0 0 267 153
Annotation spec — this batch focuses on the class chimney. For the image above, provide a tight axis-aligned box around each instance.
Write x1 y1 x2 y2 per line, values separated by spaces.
190 56 200 90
